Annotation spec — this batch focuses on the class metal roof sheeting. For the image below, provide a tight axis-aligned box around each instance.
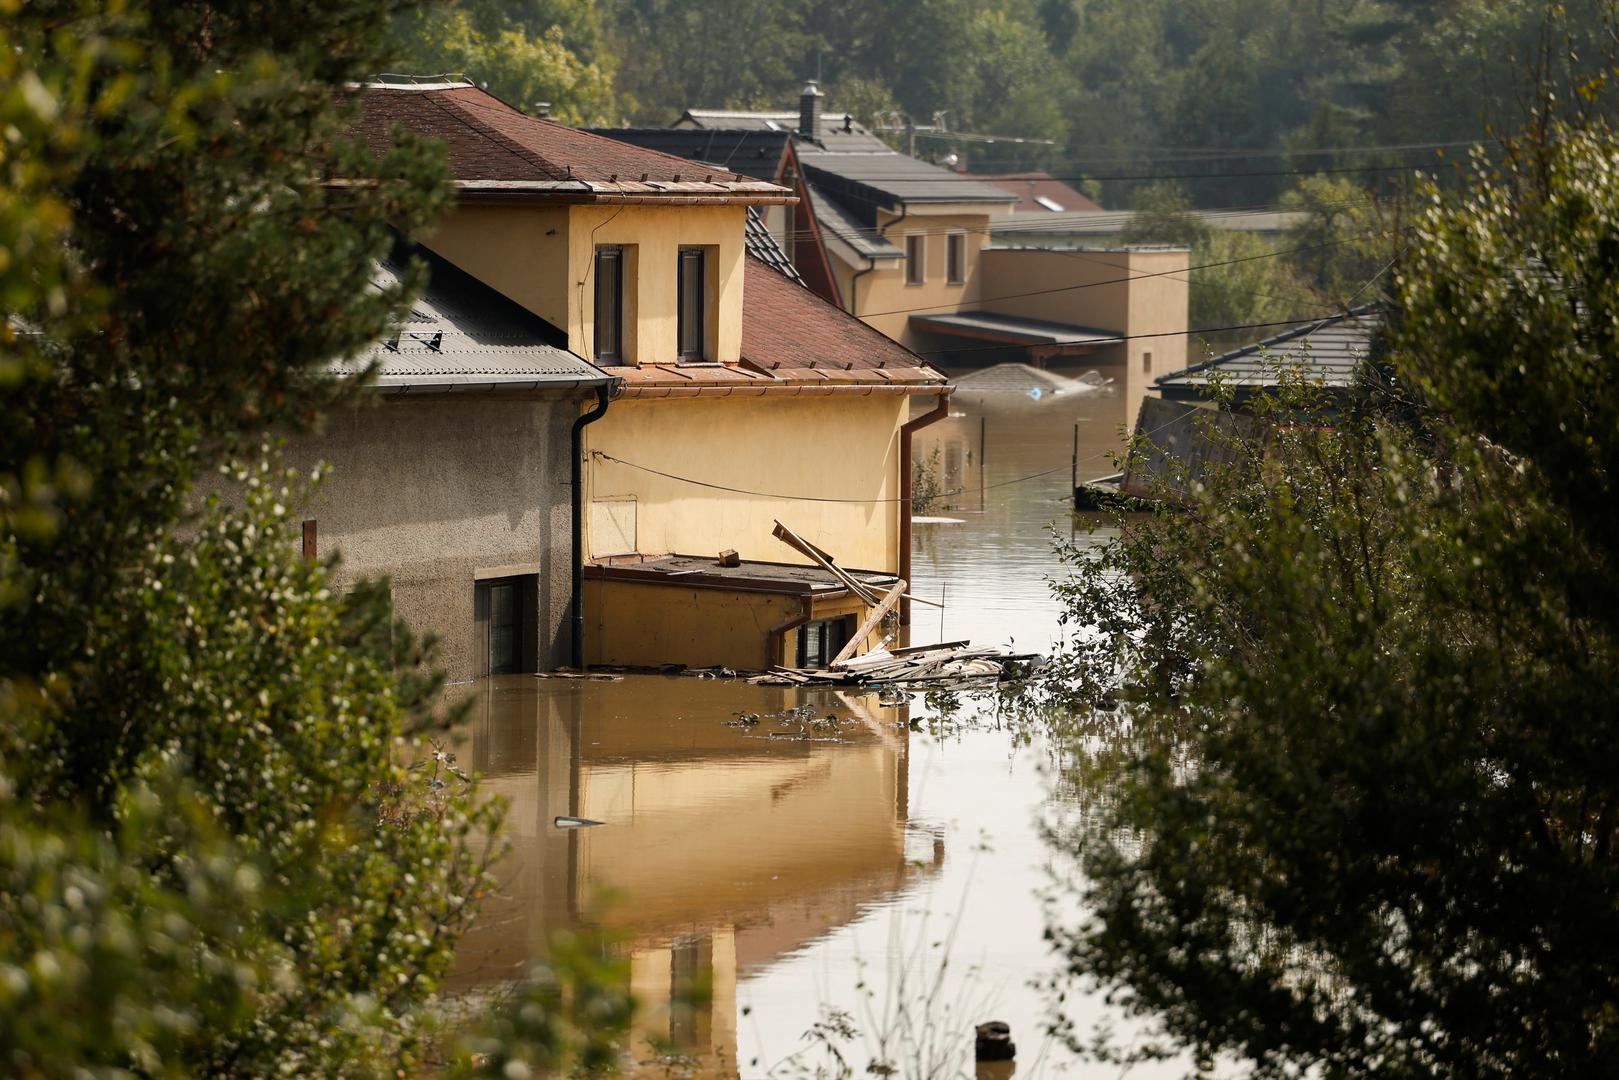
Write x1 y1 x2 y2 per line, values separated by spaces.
333 245 612 393
1156 306 1382 390
744 209 806 285
909 311 1116 347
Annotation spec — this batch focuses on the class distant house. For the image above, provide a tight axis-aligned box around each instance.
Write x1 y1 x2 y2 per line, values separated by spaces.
1155 306 1383 407
348 81 950 673
290 243 616 682
590 82 1188 429
966 170 1102 214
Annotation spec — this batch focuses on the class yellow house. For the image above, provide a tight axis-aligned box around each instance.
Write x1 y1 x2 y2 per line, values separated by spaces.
354 82 950 672
613 84 1191 430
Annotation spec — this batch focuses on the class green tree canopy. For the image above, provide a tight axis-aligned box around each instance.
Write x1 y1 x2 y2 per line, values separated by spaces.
1044 113 1619 1077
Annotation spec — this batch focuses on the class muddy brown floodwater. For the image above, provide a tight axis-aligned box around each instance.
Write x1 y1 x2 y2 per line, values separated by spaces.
444 375 1181 1077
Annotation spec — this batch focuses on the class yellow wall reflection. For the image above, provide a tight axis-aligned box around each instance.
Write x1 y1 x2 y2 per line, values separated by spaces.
448 676 937 1076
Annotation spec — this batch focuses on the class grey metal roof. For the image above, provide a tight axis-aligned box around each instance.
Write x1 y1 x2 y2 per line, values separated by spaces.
1156 306 1382 390
675 109 892 152
744 209 806 285
798 152 1018 217
909 311 1116 347
332 244 612 394
991 208 1307 237
804 180 902 259
580 127 790 182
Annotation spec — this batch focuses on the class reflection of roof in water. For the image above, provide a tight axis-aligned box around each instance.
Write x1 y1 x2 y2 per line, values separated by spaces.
948 363 1106 395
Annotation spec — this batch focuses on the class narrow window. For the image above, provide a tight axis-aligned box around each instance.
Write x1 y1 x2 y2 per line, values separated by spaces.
594 246 623 361
1142 349 1153 375
947 232 966 284
905 233 925 286
678 247 706 361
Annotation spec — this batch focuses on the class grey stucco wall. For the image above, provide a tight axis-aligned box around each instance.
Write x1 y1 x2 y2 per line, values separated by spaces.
278 394 579 682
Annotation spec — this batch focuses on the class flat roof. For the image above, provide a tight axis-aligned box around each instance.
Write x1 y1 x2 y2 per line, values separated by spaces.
909 311 1117 347
585 554 899 596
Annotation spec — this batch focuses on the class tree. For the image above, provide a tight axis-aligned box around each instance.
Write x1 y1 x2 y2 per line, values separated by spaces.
1043 115 1619 1076
1 2 501 1073
389 1 620 124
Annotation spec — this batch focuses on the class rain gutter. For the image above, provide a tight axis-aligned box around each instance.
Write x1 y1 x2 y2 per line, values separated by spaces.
898 390 952 625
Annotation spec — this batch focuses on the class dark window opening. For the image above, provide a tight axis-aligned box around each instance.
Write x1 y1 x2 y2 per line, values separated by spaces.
594 246 623 361
678 247 706 361
905 234 925 285
947 232 966 284
474 575 537 676
797 615 855 669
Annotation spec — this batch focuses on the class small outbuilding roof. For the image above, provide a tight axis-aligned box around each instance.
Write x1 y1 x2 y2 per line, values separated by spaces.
1156 306 1382 393
336 245 613 393
349 82 790 202
969 171 1103 213
909 311 1115 348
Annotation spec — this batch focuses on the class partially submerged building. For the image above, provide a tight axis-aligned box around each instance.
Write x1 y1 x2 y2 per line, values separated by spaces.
349 81 950 673
1155 305 1382 408
297 244 616 682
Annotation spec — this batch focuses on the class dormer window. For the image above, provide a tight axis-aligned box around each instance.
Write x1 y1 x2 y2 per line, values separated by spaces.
678 246 708 362
594 245 624 361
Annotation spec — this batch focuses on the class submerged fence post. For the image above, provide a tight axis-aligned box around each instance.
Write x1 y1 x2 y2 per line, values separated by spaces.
301 519 317 563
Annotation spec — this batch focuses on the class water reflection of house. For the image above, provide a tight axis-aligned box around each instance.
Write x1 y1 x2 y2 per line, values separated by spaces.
450 678 930 1075
350 81 951 674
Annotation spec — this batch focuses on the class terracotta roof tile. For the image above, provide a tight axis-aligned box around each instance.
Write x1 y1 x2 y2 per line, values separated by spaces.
349 83 789 200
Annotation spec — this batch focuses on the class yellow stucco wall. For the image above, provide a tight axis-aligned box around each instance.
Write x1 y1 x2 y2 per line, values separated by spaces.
583 394 906 572
582 579 882 670
422 202 748 365
583 579 799 669
832 208 993 349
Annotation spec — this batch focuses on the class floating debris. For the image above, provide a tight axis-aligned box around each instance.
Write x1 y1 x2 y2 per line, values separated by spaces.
554 816 605 828
747 641 1044 690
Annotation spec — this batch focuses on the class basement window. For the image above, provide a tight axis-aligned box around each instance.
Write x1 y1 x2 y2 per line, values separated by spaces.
905 233 926 286
474 575 537 676
797 615 855 669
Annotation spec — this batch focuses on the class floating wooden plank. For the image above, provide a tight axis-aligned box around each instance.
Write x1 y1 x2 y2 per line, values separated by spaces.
831 579 908 666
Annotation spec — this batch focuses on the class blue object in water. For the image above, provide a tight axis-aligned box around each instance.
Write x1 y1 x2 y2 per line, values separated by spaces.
1028 387 1043 401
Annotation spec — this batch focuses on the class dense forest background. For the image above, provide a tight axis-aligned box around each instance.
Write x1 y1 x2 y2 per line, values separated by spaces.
390 0 1616 209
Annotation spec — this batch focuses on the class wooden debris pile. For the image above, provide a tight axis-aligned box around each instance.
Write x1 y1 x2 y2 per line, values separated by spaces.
748 641 1043 690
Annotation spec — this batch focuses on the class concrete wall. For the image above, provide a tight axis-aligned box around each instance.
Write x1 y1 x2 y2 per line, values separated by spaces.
423 202 748 366
278 394 578 682
583 394 906 572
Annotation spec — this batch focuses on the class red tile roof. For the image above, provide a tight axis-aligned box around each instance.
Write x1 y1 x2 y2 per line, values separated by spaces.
599 255 945 391
968 171 1103 213
348 83 790 202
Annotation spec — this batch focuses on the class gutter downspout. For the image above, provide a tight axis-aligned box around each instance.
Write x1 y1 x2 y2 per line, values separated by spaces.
899 390 952 626
570 382 614 669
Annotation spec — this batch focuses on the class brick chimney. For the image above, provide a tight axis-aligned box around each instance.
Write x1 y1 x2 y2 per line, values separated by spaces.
798 80 823 139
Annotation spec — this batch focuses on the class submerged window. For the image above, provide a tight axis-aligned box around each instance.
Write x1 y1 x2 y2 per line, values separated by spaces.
905 233 926 286
946 232 966 284
678 246 707 361
474 575 535 676
797 615 854 669
594 245 623 361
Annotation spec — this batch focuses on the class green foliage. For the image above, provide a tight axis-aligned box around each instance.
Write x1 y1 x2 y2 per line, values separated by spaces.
0 1 511 1074
389 2 619 124
1043 117 1619 1076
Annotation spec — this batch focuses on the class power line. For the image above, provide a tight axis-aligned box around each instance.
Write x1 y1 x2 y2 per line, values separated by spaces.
852 228 1402 321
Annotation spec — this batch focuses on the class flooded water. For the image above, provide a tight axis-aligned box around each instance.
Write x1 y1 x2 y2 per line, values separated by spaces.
445 372 1164 1077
